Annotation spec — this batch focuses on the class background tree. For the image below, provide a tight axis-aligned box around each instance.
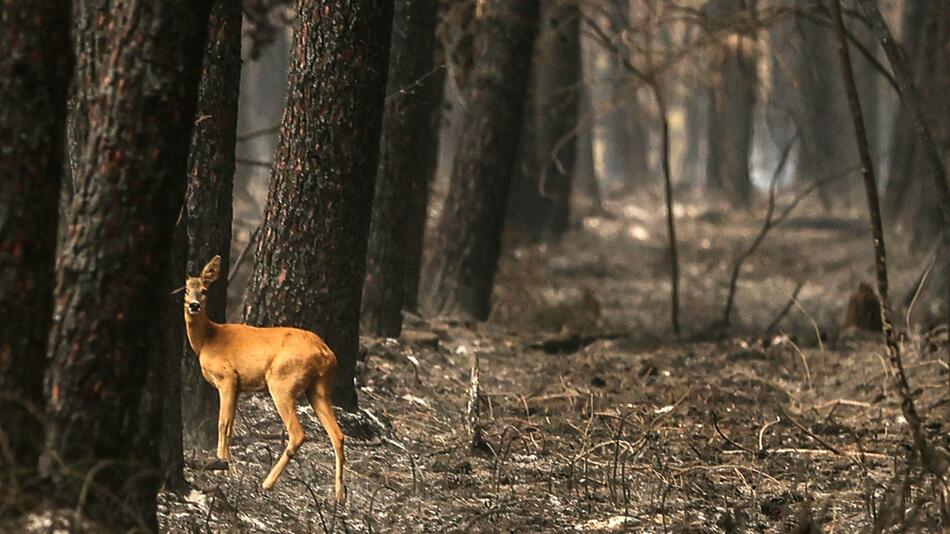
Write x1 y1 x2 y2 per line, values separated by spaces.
507 0 581 242
792 13 854 208
242 0 393 410
882 0 949 245
0 0 71 496
703 0 756 208
585 0 650 193
42 1 210 528
362 0 440 338
182 0 242 451
423 0 541 321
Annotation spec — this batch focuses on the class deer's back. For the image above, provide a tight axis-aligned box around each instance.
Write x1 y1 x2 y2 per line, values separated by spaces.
201 323 335 392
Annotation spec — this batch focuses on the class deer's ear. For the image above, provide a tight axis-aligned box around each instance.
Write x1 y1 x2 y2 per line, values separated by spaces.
201 255 222 285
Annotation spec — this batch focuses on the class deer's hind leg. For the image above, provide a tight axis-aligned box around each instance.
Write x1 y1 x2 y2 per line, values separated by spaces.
261 378 306 490
307 375 345 503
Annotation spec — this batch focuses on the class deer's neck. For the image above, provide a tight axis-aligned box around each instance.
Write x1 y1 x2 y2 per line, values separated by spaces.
185 308 217 355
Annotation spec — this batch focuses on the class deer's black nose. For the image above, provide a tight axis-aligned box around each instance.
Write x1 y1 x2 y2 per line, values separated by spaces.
188 301 201 313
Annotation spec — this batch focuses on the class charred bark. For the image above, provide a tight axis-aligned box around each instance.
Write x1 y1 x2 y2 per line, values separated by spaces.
362 0 440 337
242 0 392 410
183 0 241 451
423 0 540 321
0 0 71 493
704 0 756 209
507 0 580 242
42 1 210 528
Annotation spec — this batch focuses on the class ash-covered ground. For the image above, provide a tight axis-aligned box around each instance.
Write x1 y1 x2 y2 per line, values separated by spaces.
161 197 948 533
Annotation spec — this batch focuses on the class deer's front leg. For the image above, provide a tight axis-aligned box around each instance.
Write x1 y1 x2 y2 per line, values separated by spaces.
216 380 238 462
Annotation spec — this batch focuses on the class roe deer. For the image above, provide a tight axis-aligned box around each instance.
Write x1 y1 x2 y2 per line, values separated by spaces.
182 256 344 502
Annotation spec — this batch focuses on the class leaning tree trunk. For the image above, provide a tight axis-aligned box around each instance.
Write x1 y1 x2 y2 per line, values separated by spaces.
0 0 71 493
704 0 756 209
362 0 439 338
242 0 392 410
507 0 580 242
42 1 209 528
182 0 241 452
423 0 540 321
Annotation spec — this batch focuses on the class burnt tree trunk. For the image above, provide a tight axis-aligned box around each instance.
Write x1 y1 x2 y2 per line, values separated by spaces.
65 1 109 185
423 0 540 321
704 0 756 209
362 0 439 337
242 0 392 410
794 15 854 209
507 0 580 242
0 0 71 493
881 0 948 246
183 0 241 451
403 35 445 315
42 1 209 528
160 220 187 491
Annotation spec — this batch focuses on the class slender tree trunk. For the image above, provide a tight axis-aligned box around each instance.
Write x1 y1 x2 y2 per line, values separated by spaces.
362 0 439 337
183 0 241 452
242 0 392 410
0 0 71 495
704 0 756 208
42 1 210 528
507 0 580 242
423 0 540 321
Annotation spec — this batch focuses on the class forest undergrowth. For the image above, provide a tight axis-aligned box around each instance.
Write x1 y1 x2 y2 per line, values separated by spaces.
148 193 950 532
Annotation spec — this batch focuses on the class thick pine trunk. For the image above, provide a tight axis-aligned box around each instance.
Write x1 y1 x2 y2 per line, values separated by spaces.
704 0 756 209
362 0 439 337
183 0 241 451
507 0 580 242
0 0 71 492
423 0 540 321
42 1 209 527
242 0 392 410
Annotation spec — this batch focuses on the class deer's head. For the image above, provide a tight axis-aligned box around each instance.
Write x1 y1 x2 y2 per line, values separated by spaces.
184 255 221 315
